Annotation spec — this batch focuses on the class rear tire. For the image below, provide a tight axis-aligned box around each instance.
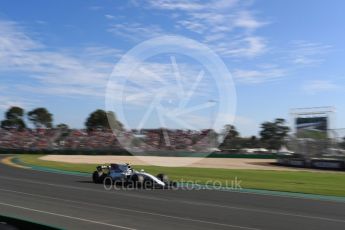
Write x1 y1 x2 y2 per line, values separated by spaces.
92 171 100 183
103 176 113 185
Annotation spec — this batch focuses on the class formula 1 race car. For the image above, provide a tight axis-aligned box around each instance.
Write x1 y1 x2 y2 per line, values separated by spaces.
92 163 175 188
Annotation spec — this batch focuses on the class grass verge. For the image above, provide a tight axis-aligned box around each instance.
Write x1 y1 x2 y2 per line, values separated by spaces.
16 154 345 197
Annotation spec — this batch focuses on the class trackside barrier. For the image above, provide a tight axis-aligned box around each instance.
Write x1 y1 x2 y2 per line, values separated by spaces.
311 159 345 170
277 156 345 170
0 215 61 230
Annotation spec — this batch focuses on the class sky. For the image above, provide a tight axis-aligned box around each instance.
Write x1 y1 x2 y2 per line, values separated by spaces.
0 0 345 136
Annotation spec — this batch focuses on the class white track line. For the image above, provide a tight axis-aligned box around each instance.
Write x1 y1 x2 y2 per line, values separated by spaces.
0 188 259 230
0 201 136 230
0 175 344 224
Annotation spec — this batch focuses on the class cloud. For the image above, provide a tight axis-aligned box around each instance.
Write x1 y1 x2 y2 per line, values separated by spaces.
104 14 115 19
290 41 332 66
233 65 286 83
0 97 32 111
147 0 206 11
109 56 216 107
105 53 232 131
234 11 268 30
147 0 268 58
0 18 219 122
0 19 120 100
0 87 38 111
107 22 165 41
211 36 267 58
82 46 123 60
302 80 340 94
148 0 239 11
115 0 269 58
176 20 206 33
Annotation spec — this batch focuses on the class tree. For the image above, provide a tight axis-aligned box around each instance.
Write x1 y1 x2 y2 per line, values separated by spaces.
1 106 26 129
106 111 123 131
242 136 261 149
219 125 240 150
1 119 25 130
6 106 24 120
260 118 290 150
27 108 53 128
224 125 239 139
85 109 123 131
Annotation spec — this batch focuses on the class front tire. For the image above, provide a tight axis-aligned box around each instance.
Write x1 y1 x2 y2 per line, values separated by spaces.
157 173 169 183
131 174 144 188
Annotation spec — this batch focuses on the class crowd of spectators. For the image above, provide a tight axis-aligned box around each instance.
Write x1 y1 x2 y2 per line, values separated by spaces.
60 129 122 150
0 128 217 151
0 128 60 150
134 129 216 152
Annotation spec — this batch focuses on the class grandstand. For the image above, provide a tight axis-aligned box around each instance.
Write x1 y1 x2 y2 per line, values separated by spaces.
0 128 217 154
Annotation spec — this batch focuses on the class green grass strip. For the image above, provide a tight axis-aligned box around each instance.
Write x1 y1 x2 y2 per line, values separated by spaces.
13 155 345 200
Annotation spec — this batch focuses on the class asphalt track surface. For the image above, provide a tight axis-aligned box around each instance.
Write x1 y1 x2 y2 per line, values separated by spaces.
0 158 344 230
